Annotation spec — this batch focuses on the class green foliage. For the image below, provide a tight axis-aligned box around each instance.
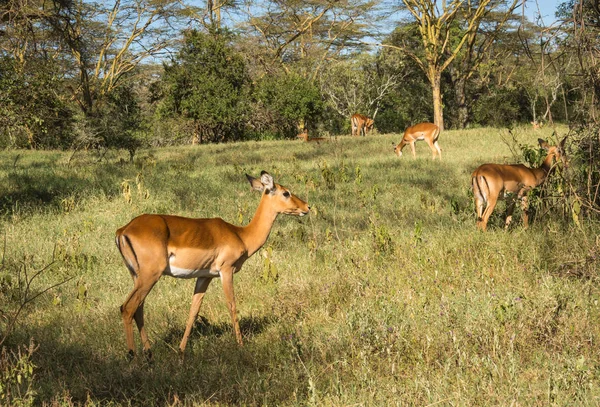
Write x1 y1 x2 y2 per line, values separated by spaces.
0 57 75 149
472 86 531 127
0 343 37 407
88 84 144 160
254 73 323 138
157 29 250 142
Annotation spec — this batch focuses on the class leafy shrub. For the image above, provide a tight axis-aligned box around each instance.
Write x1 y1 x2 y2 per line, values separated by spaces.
254 73 323 139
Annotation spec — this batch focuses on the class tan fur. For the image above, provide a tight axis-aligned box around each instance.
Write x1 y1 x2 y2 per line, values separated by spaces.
471 137 566 231
351 114 374 137
116 171 310 359
393 123 441 159
296 129 326 143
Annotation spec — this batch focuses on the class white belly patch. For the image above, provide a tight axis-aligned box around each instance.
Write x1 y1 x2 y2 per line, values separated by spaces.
165 255 220 279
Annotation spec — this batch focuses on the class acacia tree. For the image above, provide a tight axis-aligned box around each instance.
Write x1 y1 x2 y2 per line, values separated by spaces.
47 0 194 117
447 2 520 128
240 0 377 81
387 0 518 130
320 55 400 122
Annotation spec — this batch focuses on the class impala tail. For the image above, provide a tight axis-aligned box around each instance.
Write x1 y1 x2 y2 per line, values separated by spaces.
115 231 139 278
471 173 489 221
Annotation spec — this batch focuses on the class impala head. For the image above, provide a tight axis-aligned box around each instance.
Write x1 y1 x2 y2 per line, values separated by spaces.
365 118 375 132
393 141 403 157
246 171 310 216
539 137 568 166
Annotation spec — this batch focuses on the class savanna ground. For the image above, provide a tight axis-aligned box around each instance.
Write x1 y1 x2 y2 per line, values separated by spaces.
1 126 599 406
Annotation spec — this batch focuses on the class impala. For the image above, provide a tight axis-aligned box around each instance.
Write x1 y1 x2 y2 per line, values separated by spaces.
471 137 566 231
351 113 374 137
115 171 310 359
297 129 326 143
531 120 543 130
393 122 441 159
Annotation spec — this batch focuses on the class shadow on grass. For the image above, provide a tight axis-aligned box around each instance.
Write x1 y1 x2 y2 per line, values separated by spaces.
163 314 273 344
0 166 126 216
29 314 288 405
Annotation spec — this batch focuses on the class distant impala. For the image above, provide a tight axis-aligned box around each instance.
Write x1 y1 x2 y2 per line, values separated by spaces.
471 137 567 231
393 122 441 159
351 113 374 137
116 171 310 359
297 129 327 143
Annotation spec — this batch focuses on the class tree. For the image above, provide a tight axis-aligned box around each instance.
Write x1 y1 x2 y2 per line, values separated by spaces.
387 0 518 130
253 73 323 137
157 29 250 143
446 2 520 128
0 56 74 149
240 0 377 81
47 0 194 117
320 55 400 124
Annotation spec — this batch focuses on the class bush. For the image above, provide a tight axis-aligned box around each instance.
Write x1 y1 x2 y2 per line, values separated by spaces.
253 73 323 138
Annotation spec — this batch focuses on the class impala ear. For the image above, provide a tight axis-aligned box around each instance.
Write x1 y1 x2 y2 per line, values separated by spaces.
538 138 549 150
560 136 568 149
260 171 275 192
246 174 264 191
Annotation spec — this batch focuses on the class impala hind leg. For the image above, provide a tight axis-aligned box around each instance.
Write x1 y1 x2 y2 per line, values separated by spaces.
473 187 486 230
133 301 152 359
426 138 438 159
474 197 485 230
179 277 212 356
480 197 498 231
121 274 160 359
434 141 441 159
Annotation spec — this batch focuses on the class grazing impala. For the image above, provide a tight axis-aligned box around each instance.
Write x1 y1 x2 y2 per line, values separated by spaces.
115 171 310 359
393 122 441 159
297 129 326 143
351 114 374 137
471 137 567 231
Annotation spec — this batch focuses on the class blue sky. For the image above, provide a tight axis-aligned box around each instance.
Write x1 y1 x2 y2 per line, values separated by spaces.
523 0 563 23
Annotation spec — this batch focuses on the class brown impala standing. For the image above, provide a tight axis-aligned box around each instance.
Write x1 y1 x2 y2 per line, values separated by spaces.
115 171 310 360
393 122 441 159
351 113 374 137
471 137 567 231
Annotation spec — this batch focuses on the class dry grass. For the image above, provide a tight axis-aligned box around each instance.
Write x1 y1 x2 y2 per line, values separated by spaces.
1 125 599 406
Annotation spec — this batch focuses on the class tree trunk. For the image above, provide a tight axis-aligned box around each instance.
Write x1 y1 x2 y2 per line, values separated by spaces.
431 72 444 131
451 71 469 129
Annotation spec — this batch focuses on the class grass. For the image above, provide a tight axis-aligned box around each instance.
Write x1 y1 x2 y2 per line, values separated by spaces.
1 126 599 406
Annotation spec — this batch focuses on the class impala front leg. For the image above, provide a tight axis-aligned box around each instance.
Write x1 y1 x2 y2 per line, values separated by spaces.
179 277 212 356
505 195 517 229
519 190 531 228
410 141 417 158
220 268 243 345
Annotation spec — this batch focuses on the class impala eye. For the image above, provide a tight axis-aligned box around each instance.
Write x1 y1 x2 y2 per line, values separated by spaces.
283 191 290 198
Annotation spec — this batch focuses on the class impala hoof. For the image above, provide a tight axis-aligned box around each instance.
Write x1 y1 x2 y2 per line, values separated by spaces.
126 349 135 362
143 349 153 363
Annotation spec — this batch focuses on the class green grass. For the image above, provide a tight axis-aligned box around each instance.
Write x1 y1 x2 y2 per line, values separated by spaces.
1 126 599 406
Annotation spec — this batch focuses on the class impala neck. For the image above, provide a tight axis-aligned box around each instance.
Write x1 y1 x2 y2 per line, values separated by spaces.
239 194 278 257
533 153 557 185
